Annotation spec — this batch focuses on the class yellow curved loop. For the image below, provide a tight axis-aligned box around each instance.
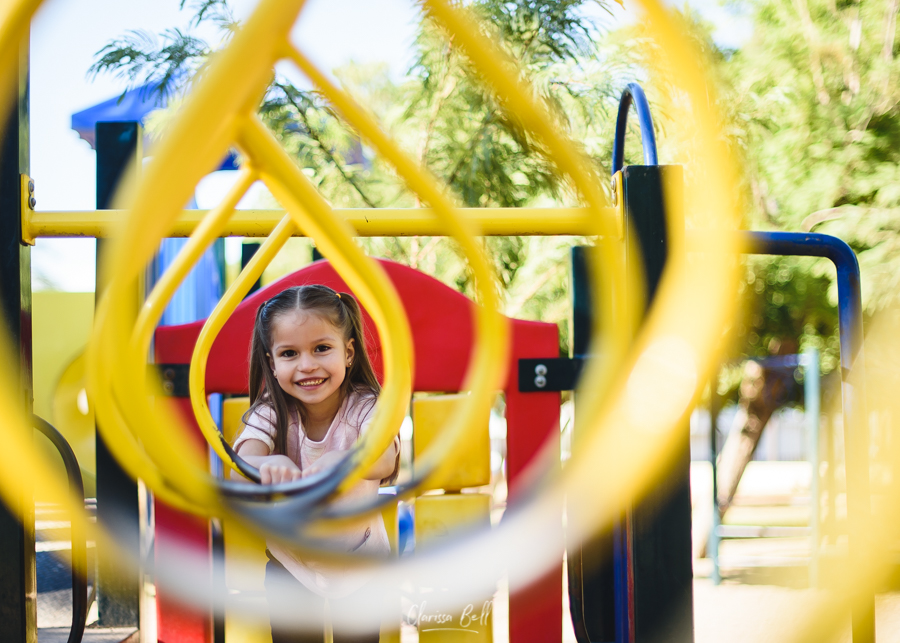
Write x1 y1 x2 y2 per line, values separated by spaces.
110 168 256 485
191 210 297 470
106 167 258 494
98 1 306 288
421 0 636 406
81 0 413 499
235 115 413 490
132 167 257 360
87 293 213 513
86 0 310 511
100 290 218 509
2 0 872 638
284 46 509 490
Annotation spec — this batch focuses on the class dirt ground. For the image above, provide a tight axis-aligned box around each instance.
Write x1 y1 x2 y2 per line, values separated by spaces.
694 581 900 642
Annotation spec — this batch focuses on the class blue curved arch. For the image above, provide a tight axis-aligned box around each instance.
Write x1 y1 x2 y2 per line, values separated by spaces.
611 82 658 174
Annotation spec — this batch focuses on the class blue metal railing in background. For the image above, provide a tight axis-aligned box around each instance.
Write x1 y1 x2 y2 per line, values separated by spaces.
741 231 872 643
612 83 658 174
708 348 821 587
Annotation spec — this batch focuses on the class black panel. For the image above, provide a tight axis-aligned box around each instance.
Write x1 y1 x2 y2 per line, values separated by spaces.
623 166 693 643
569 245 616 642
95 121 141 628
571 246 593 358
241 241 262 296
622 166 671 307
0 33 35 643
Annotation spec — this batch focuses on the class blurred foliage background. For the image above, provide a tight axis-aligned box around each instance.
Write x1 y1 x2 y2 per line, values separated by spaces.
90 0 900 403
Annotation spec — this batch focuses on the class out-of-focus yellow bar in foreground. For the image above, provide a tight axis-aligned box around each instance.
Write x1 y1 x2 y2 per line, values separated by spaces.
26 207 602 239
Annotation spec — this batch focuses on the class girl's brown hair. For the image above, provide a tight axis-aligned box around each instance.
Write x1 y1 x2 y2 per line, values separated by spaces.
242 285 398 484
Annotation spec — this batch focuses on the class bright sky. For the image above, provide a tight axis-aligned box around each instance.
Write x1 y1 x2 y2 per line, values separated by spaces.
30 0 750 292
30 0 420 290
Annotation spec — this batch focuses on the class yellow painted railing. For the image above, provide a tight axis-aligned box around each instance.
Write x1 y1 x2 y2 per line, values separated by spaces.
23 207 607 239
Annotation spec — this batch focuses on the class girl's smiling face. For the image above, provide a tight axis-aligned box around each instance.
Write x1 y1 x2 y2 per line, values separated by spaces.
268 309 355 419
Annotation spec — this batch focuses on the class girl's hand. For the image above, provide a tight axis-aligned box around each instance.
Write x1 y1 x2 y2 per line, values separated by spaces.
304 449 349 477
258 455 302 485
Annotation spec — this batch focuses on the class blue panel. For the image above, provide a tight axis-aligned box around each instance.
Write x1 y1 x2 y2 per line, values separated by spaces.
72 82 240 170
151 195 225 428
157 238 223 326
72 84 166 149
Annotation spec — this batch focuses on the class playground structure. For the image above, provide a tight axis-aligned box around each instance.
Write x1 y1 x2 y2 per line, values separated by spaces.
0 1 885 643
707 350 823 587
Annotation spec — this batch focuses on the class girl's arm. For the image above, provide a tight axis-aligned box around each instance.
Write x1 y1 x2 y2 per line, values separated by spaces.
232 438 302 484
363 439 399 481
303 440 398 481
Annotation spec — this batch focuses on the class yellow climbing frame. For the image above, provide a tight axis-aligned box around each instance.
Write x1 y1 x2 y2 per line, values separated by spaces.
8 0 865 639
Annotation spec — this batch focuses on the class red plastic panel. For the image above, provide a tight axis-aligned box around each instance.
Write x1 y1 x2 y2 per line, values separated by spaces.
155 501 212 643
155 397 213 643
154 259 562 643
155 259 480 393
505 322 562 643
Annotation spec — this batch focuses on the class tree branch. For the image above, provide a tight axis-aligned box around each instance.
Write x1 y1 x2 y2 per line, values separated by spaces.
791 0 831 105
446 110 495 189
274 82 381 209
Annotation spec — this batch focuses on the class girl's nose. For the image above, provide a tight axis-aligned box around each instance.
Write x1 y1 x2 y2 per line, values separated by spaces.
298 352 316 371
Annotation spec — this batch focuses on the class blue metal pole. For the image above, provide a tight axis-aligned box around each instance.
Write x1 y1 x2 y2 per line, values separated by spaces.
710 382 722 586
612 85 693 643
803 348 820 589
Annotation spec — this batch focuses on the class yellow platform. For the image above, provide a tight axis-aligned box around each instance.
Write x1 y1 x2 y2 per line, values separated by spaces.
412 393 494 642
412 394 490 492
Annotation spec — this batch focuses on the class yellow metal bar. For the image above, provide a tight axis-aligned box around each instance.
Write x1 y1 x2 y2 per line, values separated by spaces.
285 42 508 495
190 211 298 473
26 207 601 238
236 113 414 492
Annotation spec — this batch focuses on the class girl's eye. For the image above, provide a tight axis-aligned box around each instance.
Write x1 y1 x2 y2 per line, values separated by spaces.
280 349 297 358
315 344 331 353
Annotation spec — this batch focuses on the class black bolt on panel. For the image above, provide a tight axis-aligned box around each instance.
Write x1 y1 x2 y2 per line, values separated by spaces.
156 363 190 397
517 357 584 392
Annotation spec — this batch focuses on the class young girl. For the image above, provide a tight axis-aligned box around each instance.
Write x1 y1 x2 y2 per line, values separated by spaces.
232 284 399 643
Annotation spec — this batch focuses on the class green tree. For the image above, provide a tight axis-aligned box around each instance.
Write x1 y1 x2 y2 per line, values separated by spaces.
729 0 900 314
685 0 900 551
91 0 625 353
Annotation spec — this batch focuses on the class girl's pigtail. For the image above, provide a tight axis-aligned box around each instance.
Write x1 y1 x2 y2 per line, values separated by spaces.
337 292 381 396
247 302 268 406
242 297 292 456
338 292 398 485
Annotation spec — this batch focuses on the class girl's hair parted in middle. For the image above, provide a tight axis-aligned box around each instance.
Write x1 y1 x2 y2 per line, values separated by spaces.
244 284 382 456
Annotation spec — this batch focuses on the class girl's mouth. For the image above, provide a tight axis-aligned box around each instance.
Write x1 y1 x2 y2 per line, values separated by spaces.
297 378 326 388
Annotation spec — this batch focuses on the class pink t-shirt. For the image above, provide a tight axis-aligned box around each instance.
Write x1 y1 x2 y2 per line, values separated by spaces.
233 391 397 598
